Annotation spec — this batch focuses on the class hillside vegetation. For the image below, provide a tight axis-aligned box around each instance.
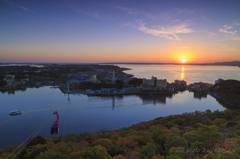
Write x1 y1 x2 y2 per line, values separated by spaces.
1 109 240 158
210 80 240 106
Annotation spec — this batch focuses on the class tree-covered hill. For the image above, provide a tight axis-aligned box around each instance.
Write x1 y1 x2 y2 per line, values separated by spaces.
1 109 240 159
210 80 240 106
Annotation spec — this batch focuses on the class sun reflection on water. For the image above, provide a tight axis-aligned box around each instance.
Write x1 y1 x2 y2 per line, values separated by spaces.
181 66 185 80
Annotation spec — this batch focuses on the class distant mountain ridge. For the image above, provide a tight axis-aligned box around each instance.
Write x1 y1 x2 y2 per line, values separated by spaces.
103 61 240 66
212 61 240 66
1 61 240 66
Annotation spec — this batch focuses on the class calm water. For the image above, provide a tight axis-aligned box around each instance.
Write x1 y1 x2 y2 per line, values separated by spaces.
1 64 239 148
0 87 226 148
118 64 240 84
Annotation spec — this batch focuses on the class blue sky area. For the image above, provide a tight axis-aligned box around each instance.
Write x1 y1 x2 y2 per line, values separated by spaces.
1 0 240 63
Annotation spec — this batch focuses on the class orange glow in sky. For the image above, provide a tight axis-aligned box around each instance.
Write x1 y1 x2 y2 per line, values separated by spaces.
171 50 196 63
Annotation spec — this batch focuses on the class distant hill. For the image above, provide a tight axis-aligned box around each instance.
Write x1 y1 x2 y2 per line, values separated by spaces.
103 61 240 66
212 61 240 66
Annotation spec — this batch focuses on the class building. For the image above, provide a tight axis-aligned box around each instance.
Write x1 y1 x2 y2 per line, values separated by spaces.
142 76 167 89
174 80 187 86
87 74 100 83
215 78 224 84
194 82 213 92
4 75 26 87
194 82 201 91
4 75 14 87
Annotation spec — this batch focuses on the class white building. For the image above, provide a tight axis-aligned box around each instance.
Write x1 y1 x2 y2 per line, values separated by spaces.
174 80 187 86
142 76 167 89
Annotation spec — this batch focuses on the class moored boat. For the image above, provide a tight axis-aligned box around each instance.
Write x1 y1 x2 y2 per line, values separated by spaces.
9 110 22 115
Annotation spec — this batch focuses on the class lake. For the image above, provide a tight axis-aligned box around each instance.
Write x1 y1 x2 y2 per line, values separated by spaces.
117 64 240 84
0 64 239 148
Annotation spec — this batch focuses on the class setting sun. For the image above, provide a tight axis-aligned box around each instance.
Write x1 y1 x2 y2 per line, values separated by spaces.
181 59 187 63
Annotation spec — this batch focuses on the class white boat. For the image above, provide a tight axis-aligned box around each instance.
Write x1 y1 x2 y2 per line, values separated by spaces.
9 110 22 115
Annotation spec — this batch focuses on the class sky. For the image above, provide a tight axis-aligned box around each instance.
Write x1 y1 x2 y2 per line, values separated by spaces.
0 0 240 63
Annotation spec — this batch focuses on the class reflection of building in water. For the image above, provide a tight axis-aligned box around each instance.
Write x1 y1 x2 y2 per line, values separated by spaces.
137 94 173 105
87 95 124 110
194 92 207 99
0 88 27 94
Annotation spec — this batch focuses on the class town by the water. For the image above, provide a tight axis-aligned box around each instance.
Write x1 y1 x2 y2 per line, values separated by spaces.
0 64 224 98
1 64 240 159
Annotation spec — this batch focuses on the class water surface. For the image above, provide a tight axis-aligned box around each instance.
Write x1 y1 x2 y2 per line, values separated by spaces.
117 64 240 84
1 64 239 148
0 86 226 148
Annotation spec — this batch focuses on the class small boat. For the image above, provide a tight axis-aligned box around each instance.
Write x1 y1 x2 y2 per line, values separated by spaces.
9 110 22 115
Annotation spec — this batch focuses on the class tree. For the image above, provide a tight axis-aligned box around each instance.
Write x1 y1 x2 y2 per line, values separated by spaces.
92 138 113 149
116 140 138 149
35 150 69 159
107 145 126 157
213 118 225 126
115 80 125 89
190 123 223 150
80 145 111 159
0 80 7 87
127 78 143 86
141 142 157 159
165 136 188 153
27 136 47 148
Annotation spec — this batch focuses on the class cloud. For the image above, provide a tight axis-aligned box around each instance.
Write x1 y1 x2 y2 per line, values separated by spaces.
219 25 237 35
115 6 131 11
145 8 195 20
5 0 32 12
122 23 131 27
115 6 138 15
76 9 98 18
234 22 240 26
135 20 194 40
68 5 98 18
116 6 195 40
222 45 238 52
115 6 195 20
5 0 31 12
232 37 240 40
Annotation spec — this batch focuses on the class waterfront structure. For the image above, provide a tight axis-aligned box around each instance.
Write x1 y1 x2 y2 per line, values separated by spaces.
194 82 213 92
4 75 26 87
174 80 187 86
4 75 15 86
215 78 224 84
123 87 139 92
142 76 167 89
